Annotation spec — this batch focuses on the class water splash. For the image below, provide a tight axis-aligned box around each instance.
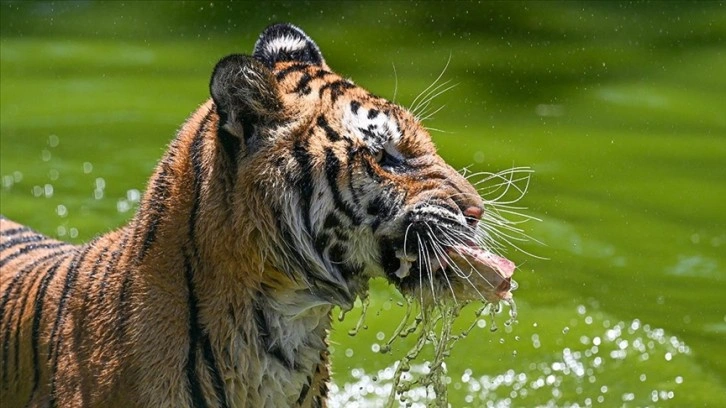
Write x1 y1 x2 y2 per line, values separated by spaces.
331 304 691 407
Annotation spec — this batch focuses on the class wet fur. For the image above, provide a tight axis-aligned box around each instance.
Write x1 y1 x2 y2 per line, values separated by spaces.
0 23 489 407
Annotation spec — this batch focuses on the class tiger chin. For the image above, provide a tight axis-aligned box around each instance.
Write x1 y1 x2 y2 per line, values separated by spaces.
0 24 516 408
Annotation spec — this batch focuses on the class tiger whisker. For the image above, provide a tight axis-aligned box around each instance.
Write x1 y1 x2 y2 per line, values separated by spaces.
410 77 451 117
427 233 459 306
391 62 398 104
409 55 451 116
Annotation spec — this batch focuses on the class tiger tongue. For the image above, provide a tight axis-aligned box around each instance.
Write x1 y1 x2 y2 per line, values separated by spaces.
446 245 516 302
450 245 515 279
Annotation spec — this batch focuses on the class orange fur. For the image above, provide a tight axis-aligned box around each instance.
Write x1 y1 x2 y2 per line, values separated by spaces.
0 23 500 408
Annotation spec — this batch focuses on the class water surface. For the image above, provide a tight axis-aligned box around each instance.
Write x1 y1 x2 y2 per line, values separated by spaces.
1 2 724 406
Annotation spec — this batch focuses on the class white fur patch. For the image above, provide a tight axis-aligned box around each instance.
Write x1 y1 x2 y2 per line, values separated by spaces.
264 35 308 55
416 205 466 225
342 106 403 148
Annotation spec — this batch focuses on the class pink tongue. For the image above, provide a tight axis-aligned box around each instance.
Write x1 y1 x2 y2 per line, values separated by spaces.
450 245 515 278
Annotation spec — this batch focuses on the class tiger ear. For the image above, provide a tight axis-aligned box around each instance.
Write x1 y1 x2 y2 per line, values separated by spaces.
253 23 326 68
209 54 283 142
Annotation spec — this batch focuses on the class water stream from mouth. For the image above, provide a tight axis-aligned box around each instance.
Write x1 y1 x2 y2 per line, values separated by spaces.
345 290 519 407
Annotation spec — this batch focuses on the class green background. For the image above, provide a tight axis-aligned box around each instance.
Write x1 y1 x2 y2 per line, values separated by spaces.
1 1 724 406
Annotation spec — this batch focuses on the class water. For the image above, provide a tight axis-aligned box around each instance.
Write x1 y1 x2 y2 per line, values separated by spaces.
1 3 725 407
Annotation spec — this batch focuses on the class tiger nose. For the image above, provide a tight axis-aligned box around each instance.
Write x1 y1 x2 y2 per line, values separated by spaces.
463 206 483 227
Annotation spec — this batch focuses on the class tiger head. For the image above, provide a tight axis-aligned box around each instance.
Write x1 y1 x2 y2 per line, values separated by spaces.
209 24 515 309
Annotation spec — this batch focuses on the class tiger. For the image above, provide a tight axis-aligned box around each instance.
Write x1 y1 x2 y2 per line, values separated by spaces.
0 23 516 408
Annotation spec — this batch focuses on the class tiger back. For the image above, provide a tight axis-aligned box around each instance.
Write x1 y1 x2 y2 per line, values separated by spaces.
0 23 517 408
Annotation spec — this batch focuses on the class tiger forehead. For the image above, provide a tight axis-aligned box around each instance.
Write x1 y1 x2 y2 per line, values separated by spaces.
275 62 409 148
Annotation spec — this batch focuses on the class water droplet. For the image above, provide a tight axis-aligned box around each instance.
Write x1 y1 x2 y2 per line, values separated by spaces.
562 326 570 334
127 188 141 202
117 200 131 213
2 175 13 189
56 204 68 217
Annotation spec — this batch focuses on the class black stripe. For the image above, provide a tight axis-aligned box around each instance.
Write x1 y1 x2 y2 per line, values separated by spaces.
11 256 64 388
319 381 329 398
116 269 133 338
184 117 209 407
0 251 66 386
186 112 228 408
98 234 129 304
27 259 65 404
317 115 340 142
368 196 394 232
323 213 342 230
202 336 228 408
270 346 294 370
0 242 69 269
291 139 315 235
329 243 347 264
183 256 208 408
137 166 171 262
275 63 309 81
253 302 270 344
0 226 32 237
0 234 45 253
357 126 378 142
84 246 109 302
297 376 312 405
217 126 241 174
293 72 313 95
313 69 331 79
48 243 96 361
362 157 383 183
346 145 362 206
324 148 362 225
188 111 210 246
318 80 355 103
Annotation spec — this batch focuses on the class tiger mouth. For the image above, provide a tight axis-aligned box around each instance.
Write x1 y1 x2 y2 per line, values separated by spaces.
380 240 516 303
